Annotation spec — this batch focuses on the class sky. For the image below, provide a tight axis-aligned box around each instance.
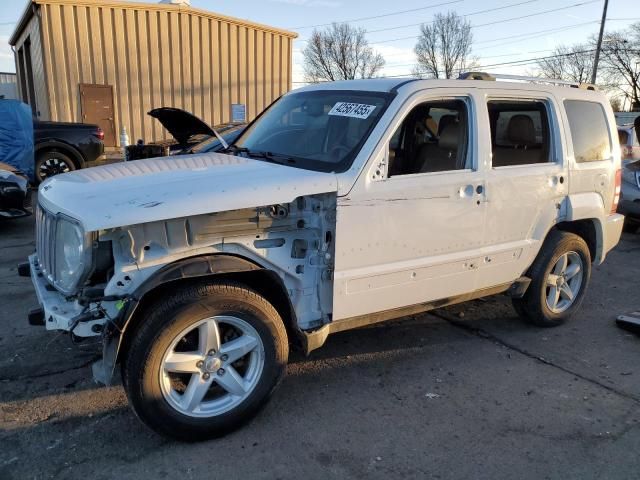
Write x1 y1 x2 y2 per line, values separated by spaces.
0 0 637 85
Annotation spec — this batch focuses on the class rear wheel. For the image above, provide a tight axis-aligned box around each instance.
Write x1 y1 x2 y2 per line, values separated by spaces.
122 281 288 441
35 150 76 183
513 230 591 327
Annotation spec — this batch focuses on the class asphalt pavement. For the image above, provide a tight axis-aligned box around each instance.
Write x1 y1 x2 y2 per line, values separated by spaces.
1 213 640 480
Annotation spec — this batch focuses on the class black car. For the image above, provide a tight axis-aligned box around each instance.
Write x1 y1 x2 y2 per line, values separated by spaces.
34 120 105 183
0 162 31 219
126 107 246 160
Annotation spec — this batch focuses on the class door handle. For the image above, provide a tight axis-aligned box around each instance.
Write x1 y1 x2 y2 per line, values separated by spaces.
548 175 565 187
459 184 475 198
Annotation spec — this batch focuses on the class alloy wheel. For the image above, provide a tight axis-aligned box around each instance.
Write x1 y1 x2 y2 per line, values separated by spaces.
545 251 584 314
159 315 265 418
39 157 72 180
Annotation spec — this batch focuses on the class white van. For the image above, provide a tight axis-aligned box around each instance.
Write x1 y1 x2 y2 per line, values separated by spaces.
22 73 624 440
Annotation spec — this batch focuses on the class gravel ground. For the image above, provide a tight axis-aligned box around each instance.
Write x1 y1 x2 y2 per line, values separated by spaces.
1 213 640 480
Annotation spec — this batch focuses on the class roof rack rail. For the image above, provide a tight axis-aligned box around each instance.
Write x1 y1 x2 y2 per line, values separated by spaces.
457 71 597 90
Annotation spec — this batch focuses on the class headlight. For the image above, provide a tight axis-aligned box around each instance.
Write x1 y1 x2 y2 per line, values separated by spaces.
53 216 92 293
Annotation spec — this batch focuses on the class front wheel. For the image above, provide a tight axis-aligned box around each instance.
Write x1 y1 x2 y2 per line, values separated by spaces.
513 230 591 327
122 282 289 441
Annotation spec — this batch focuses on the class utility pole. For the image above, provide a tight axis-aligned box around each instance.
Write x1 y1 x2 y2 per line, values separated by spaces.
590 0 609 84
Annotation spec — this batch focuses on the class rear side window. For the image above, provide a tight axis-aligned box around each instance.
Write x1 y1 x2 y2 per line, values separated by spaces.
488 100 551 167
564 100 612 163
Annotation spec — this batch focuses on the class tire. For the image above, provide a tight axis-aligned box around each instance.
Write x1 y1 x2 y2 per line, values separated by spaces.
512 230 591 327
35 150 76 183
122 281 289 441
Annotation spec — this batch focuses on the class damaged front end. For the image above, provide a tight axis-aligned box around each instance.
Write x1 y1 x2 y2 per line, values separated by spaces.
23 193 337 385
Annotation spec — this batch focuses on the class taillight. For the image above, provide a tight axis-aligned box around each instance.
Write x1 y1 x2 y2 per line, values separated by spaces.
611 168 622 214
94 127 105 141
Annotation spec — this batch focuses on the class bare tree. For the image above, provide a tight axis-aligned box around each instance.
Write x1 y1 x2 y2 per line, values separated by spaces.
609 96 623 112
599 24 640 110
413 12 474 79
536 44 595 83
302 23 385 82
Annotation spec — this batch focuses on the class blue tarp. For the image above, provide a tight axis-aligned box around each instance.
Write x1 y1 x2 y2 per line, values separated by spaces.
0 100 34 182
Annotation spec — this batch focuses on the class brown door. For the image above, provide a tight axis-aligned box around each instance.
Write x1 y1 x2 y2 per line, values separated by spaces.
79 84 116 146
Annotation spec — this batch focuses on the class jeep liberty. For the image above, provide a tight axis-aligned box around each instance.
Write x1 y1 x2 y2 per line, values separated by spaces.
21 74 624 440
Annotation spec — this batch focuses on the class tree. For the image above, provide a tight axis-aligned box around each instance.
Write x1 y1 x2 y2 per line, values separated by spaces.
302 23 385 82
609 96 623 112
536 44 595 83
599 24 640 111
413 12 474 79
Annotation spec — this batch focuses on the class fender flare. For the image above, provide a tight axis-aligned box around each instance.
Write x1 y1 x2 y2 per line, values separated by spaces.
35 140 86 168
130 253 263 303
93 253 266 385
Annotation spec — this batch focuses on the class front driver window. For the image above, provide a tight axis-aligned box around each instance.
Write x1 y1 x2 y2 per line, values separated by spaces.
388 99 470 177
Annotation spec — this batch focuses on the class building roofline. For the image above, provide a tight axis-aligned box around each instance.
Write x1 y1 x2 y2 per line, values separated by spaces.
10 0 298 45
9 1 36 46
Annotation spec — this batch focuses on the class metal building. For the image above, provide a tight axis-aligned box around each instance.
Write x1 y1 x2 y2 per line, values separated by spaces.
0 72 18 99
9 0 297 147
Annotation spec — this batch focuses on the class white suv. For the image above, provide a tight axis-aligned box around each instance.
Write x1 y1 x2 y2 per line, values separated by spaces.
22 74 624 440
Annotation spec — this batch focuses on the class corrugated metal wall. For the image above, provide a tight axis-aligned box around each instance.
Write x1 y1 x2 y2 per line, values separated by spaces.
11 14 49 118
21 0 296 146
0 73 17 84
0 72 18 100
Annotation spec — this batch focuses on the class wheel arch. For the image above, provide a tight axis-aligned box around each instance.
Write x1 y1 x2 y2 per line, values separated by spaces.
114 254 301 368
553 219 600 263
35 140 86 168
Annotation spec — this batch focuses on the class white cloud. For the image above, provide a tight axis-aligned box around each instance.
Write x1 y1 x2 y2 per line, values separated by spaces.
269 0 342 7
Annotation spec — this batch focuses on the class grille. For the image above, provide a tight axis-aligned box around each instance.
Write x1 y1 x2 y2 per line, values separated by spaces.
35 204 56 283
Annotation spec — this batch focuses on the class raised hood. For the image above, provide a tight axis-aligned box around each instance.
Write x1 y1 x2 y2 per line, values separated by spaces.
38 153 339 231
149 107 215 144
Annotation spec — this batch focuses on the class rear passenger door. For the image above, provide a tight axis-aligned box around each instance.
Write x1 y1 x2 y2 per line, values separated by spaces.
476 93 568 290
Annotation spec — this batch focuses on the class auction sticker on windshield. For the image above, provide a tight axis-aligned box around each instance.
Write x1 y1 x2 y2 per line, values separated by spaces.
328 102 376 119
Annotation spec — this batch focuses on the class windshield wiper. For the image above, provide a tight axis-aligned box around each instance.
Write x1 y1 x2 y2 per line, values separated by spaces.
225 147 297 165
210 127 229 150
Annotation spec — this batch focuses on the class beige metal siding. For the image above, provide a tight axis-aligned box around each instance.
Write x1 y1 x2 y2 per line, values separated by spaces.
11 13 49 119
0 73 17 84
31 0 296 146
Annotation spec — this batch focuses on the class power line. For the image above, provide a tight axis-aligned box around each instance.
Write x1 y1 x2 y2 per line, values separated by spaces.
366 0 544 34
289 0 465 30
473 21 598 48
292 48 604 83
383 48 558 70
368 0 600 43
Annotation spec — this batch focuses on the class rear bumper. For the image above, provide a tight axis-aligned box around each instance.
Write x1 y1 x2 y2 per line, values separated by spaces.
601 213 625 261
618 198 640 220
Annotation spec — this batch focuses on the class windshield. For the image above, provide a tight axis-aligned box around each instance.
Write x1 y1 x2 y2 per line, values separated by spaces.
232 90 392 172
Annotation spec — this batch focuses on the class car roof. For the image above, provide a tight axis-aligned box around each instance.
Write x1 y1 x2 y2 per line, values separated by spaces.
292 77 607 101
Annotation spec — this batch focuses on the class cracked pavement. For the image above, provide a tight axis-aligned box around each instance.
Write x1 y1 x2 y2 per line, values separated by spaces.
1 214 640 479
